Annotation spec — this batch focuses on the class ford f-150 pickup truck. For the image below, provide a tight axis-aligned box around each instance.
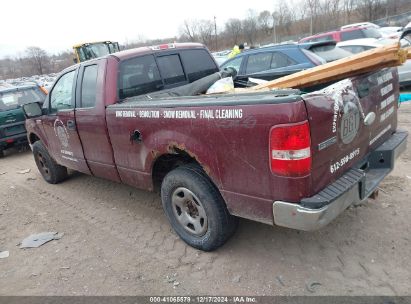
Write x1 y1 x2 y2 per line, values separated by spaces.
23 43 407 251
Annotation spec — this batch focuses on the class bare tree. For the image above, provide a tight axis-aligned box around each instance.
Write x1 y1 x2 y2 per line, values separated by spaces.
320 0 341 31
305 0 320 34
180 20 199 42
242 9 259 45
355 0 385 21
258 10 273 35
225 18 243 45
277 0 294 36
25 46 48 75
197 20 215 46
342 0 356 23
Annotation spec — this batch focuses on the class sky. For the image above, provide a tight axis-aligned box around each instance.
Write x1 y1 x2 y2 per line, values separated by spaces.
0 0 277 59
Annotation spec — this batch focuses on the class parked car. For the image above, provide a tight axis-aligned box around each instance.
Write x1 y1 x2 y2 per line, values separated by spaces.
212 50 230 66
379 26 403 39
337 38 411 86
299 26 383 43
22 43 407 251
220 41 352 87
341 22 380 30
0 83 47 157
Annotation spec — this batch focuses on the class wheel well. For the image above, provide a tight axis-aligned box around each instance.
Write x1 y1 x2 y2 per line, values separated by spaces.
29 133 40 144
152 150 201 192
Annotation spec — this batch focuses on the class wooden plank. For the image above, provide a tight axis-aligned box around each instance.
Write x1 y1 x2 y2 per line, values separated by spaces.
249 43 406 90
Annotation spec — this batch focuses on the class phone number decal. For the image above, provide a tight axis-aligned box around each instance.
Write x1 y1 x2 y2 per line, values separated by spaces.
330 148 360 174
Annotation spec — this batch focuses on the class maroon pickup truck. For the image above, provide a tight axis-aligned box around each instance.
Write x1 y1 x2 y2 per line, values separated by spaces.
23 43 407 251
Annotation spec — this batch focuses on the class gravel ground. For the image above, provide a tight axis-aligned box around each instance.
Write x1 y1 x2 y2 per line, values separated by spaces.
0 104 411 296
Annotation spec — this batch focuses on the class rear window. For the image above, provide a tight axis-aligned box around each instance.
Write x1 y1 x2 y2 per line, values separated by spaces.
118 55 163 99
156 54 186 85
309 45 353 62
0 87 45 112
181 49 218 82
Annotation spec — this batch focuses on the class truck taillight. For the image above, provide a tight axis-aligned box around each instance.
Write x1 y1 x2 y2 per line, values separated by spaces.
269 121 311 177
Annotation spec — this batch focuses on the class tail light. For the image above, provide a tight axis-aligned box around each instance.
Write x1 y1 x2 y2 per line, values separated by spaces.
269 121 311 177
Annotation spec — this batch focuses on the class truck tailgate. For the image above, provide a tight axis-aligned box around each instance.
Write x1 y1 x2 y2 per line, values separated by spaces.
302 67 399 195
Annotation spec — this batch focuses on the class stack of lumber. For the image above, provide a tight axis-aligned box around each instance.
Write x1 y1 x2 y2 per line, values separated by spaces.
248 42 409 91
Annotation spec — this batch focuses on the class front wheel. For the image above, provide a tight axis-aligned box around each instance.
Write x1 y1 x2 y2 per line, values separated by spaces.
32 141 68 184
161 164 238 251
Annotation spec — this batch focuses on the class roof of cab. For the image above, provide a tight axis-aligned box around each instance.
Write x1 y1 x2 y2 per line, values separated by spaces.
110 42 206 61
59 42 208 75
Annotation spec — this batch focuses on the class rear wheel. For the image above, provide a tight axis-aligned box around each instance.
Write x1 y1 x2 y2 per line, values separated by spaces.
161 164 238 251
32 141 67 184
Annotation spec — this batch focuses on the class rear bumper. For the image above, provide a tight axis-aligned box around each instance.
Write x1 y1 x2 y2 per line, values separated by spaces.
273 130 408 231
0 133 28 149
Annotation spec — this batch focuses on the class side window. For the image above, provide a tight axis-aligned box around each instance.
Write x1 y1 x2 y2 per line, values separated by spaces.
81 65 98 108
118 55 163 99
156 54 186 85
50 70 75 113
180 50 219 82
245 53 272 74
220 56 243 73
271 52 297 69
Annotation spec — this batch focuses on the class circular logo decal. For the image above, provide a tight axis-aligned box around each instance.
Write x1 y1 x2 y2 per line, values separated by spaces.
340 95 360 145
54 119 69 148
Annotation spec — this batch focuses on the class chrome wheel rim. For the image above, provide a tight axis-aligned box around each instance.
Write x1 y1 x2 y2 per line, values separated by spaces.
171 187 208 236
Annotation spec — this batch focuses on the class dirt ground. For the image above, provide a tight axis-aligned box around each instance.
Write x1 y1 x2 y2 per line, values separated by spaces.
1 104 411 296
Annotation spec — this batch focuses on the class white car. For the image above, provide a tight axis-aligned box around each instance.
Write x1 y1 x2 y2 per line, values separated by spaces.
341 22 380 30
337 38 411 87
341 22 402 39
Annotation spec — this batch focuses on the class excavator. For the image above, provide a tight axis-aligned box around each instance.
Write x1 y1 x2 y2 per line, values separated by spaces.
73 41 120 63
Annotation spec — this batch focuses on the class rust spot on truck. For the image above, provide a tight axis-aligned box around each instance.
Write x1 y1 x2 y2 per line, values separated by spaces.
166 142 211 175
151 150 159 159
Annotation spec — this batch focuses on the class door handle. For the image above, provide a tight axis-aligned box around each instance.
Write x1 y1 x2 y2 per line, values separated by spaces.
67 120 76 131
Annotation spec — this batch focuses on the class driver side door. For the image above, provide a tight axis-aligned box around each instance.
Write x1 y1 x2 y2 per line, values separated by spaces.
41 68 90 174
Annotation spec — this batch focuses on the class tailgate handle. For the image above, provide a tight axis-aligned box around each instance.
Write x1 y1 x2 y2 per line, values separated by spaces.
67 120 76 131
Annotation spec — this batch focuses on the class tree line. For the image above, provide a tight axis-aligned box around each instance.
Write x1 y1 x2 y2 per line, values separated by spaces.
1 0 410 80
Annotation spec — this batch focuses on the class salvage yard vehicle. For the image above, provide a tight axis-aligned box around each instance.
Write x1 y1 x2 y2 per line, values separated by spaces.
220 41 352 87
0 83 47 157
299 26 383 43
73 41 120 63
22 43 407 251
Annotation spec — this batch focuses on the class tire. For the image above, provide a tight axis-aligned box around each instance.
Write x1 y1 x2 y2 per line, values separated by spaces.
161 164 238 251
0 149 4 158
32 141 68 184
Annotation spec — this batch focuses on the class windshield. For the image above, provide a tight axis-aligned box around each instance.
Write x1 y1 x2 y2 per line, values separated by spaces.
0 88 45 112
309 45 353 62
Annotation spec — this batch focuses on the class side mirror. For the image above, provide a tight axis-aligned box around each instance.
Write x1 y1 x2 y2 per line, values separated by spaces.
22 102 43 118
73 57 78 64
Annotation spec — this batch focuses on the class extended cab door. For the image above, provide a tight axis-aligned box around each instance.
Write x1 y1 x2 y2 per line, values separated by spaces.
41 68 90 174
74 60 120 182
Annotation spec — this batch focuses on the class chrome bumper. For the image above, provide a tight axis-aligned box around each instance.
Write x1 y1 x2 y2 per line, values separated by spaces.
273 130 408 231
